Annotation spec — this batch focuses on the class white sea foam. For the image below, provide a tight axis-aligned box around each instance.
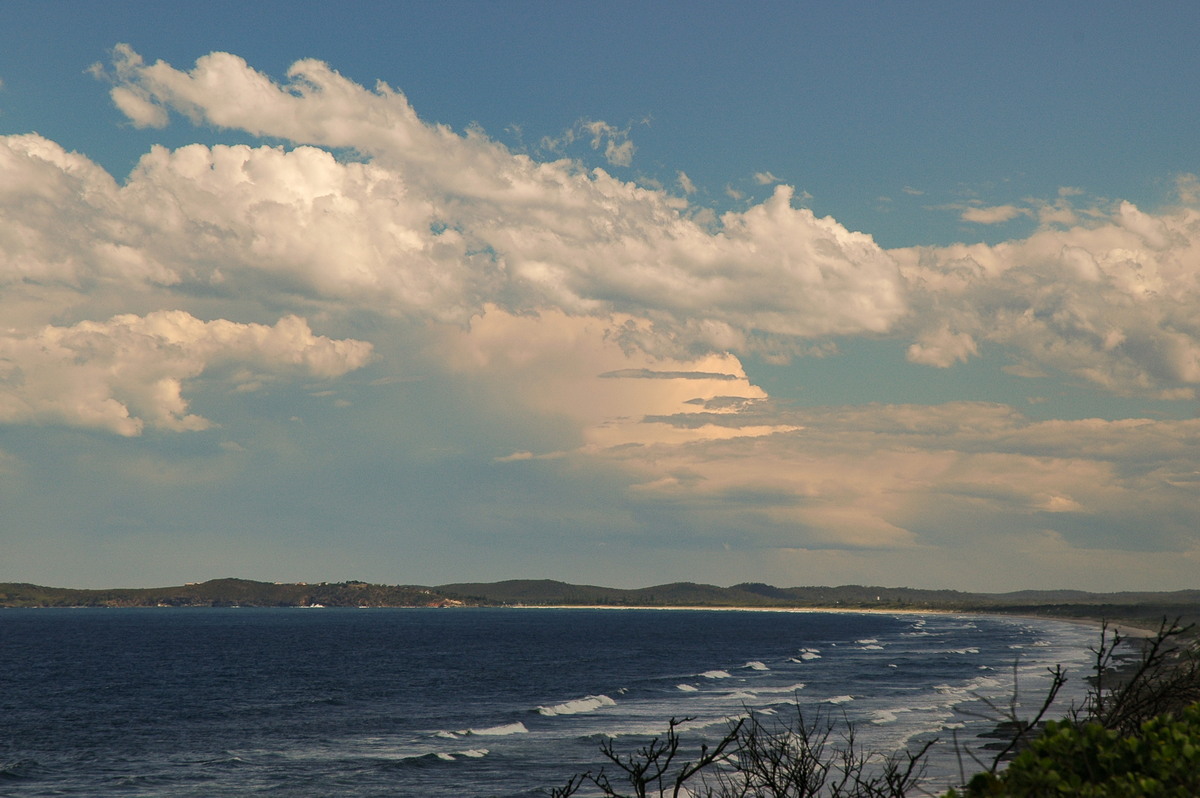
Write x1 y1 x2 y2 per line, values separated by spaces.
827 695 854 704
434 748 489 761
537 694 616 716
942 648 980 654
467 722 529 736
856 639 878 644
434 731 459 739
676 684 699 692
860 644 885 650
932 674 1005 704
701 670 732 679
607 715 735 739
746 682 807 695
714 690 756 702
744 661 769 671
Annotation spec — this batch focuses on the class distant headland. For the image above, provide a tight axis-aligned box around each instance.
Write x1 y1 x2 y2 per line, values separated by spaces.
3 578 1198 629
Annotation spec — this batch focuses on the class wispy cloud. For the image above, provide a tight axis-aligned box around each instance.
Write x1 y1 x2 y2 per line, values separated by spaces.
960 204 1029 224
598 369 740 381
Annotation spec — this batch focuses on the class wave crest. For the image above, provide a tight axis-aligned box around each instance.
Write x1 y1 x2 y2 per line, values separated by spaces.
465 722 529 736
537 695 616 716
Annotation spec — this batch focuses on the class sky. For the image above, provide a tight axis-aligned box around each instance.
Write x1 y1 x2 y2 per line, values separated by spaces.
1 2 1198 592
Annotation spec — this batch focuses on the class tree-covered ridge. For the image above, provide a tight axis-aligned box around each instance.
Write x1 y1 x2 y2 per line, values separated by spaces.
0 578 463 608
2 578 1199 629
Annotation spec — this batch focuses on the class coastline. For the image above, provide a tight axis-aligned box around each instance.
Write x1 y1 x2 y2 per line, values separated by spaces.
512 603 1165 642
511 603 955 615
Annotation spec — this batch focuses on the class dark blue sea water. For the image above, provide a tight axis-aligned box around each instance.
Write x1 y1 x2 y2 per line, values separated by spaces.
0 608 1099 797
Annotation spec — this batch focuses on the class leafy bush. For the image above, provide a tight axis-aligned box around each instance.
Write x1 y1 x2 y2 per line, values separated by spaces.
950 702 1200 797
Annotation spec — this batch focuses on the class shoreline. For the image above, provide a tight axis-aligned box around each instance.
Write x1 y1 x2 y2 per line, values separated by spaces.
513 603 949 613
510 603 1162 638
0 600 1179 638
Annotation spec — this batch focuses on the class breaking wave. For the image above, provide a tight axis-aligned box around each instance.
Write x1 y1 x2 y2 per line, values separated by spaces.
464 722 528 736
537 695 616 716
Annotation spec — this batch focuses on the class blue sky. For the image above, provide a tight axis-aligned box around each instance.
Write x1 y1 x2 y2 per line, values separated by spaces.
1 2 1198 591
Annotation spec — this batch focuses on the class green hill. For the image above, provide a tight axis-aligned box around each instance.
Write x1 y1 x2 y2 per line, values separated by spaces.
0 578 462 608
3 578 1198 628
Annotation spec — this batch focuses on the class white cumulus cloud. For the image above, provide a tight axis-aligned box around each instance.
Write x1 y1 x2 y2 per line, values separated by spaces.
81 47 907 357
0 312 371 436
896 198 1200 397
960 204 1029 224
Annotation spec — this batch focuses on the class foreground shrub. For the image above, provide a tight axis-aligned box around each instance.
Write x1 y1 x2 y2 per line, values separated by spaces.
950 701 1200 797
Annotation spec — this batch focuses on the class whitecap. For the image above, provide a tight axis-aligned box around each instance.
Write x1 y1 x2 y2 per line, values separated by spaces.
860 644 885 650
701 670 732 679
827 695 854 704
744 661 769 671
467 722 529 736
460 749 488 758
856 638 878 644
714 690 756 701
436 753 455 761
746 682 806 695
676 684 699 692
537 694 616 716
434 731 460 739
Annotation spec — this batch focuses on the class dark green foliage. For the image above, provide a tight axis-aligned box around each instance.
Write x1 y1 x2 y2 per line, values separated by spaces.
949 618 1200 797
950 704 1200 797
0 578 463 607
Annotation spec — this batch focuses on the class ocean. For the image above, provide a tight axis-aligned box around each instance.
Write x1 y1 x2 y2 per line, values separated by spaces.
0 607 1100 797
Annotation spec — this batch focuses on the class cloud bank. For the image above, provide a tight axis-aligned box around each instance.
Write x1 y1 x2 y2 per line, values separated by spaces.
3 45 1199 590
